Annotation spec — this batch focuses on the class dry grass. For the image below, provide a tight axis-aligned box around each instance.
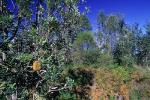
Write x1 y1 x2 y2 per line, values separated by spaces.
67 65 150 99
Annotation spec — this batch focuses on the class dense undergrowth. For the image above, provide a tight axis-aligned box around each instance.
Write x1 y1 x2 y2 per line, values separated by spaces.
59 65 150 100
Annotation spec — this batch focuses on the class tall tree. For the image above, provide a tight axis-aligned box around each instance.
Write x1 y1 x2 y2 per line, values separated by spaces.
97 11 125 54
73 31 99 65
80 14 92 32
135 22 150 66
113 26 135 66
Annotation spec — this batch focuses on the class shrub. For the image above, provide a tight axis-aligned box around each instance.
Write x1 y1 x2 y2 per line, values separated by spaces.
112 66 130 81
15 53 33 63
129 90 142 100
98 53 113 67
81 49 100 65
57 91 77 100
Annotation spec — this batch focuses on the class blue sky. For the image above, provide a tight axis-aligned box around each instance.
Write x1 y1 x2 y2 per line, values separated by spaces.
85 0 150 32
5 0 150 32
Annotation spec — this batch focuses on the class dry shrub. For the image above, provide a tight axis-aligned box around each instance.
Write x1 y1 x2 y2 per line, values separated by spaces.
94 68 121 96
68 67 95 99
90 83 105 100
120 84 129 100
67 66 150 99
131 71 143 82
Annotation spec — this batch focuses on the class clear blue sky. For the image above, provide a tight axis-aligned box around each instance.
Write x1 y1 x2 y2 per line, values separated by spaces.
85 0 150 32
6 0 150 32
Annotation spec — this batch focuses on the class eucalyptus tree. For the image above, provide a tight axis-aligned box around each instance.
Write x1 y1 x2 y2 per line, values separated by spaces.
138 35 150 67
97 11 107 31
135 22 150 67
145 22 150 35
97 11 125 55
113 26 135 66
80 14 92 32
73 31 99 65
97 11 137 66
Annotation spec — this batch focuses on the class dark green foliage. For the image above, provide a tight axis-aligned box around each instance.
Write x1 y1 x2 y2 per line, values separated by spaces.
129 90 142 100
81 49 100 65
73 32 100 65
68 68 94 86
57 91 78 100
136 35 150 66
80 15 92 32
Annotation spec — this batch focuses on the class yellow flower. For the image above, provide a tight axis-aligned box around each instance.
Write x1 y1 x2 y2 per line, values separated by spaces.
32 60 41 71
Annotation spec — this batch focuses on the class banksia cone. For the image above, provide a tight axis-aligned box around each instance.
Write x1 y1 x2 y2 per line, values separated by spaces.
32 60 41 71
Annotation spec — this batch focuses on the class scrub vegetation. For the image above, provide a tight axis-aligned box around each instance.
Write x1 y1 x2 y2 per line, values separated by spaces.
0 0 150 100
